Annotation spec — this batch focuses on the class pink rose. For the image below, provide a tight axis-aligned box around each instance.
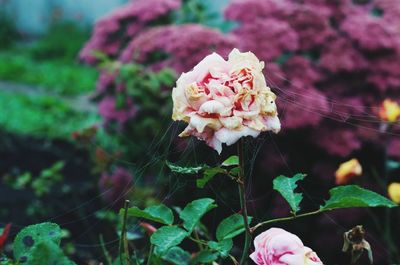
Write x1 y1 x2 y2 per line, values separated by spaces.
172 49 280 154
250 228 323 265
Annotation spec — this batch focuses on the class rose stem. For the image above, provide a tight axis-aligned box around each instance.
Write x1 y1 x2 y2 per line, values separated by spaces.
120 199 131 265
238 138 252 264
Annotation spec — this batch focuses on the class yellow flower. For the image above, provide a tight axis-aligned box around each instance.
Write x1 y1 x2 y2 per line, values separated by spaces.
379 99 400 122
335 159 362 185
388 182 400 204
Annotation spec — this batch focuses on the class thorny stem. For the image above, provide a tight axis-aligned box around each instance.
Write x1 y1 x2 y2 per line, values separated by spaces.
238 139 251 265
250 210 322 233
120 200 131 265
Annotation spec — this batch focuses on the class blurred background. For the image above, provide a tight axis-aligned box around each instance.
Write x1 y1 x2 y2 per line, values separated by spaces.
0 0 400 264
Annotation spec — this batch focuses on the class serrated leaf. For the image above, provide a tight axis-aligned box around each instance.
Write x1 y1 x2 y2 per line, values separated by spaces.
190 250 219 264
166 161 207 174
216 214 252 241
320 185 397 211
197 167 226 188
180 198 217 232
222 156 239 167
151 226 188 253
125 204 174 225
162 246 191 265
273 174 306 214
208 239 233 257
13 222 62 261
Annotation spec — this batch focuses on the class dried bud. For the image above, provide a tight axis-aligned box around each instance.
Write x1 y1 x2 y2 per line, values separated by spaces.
139 222 157 236
343 225 373 265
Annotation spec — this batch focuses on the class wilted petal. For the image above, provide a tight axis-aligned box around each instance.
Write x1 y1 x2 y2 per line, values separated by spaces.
199 100 232 116
219 116 243 129
215 127 259 146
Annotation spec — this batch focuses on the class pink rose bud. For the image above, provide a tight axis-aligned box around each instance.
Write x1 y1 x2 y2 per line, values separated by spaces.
250 228 323 265
172 48 280 154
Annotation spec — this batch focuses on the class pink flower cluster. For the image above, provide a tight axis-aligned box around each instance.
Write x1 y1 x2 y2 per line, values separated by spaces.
225 0 400 157
120 24 236 73
80 0 181 64
99 167 133 207
250 228 323 265
81 0 400 161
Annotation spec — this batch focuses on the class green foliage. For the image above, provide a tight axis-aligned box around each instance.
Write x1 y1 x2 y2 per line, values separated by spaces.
273 174 306 214
0 90 99 139
0 11 18 50
190 250 219 264
29 22 90 62
13 222 75 265
162 247 191 265
207 239 233 257
216 214 252 241
221 155 239 167
168 157 241 189
125 205 174 225
151 226 188 254
4 161 65 196
0 53 97 96
179 198 216 232
196 167 226 188
320 185 397 211
166 162 208 174
31 161 65 196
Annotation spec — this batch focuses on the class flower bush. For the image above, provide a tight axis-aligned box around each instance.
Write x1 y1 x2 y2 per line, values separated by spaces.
77 0 400 263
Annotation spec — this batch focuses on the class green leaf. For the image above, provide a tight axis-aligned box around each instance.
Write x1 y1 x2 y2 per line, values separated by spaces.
320 185 397 211
190 250 219 264
150 226 188 253
125 204 174 225
208 239 233 257
229 167 240 177
166 161 207 174
216 214 252 241
196 167 226 188
273 174 306 214
162 246 191 265
180 198 217 232
13 222 62 261
29 241 76 265
222 156 239 167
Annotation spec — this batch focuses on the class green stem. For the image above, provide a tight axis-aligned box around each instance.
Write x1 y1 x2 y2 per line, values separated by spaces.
194 230 204 250
147 244 154 265
120 200 131 265
100 234 113 265
250 210 322 233
238 139 251 265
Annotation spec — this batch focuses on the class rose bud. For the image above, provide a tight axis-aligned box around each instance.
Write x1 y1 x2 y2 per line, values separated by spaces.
250 228 323 265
